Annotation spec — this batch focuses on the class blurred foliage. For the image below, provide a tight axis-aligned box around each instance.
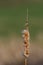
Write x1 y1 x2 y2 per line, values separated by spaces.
0 0 43 39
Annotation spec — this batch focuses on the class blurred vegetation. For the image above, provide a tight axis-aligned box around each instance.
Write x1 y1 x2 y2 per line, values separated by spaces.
0 0 43 39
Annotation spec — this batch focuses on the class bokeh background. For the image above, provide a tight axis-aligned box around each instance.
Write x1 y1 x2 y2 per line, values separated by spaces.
0 0 43 65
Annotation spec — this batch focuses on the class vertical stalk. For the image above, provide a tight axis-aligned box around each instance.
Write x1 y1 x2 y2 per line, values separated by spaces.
25 58 27 65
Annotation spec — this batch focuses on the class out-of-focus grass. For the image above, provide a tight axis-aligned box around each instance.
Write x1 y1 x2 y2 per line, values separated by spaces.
0 1 43 64
0 3 43 39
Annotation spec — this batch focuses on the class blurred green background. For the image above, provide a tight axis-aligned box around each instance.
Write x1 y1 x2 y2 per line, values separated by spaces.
0 0 43 40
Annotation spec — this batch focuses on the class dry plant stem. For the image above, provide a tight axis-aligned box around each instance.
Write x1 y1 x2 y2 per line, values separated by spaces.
25 58 27 65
